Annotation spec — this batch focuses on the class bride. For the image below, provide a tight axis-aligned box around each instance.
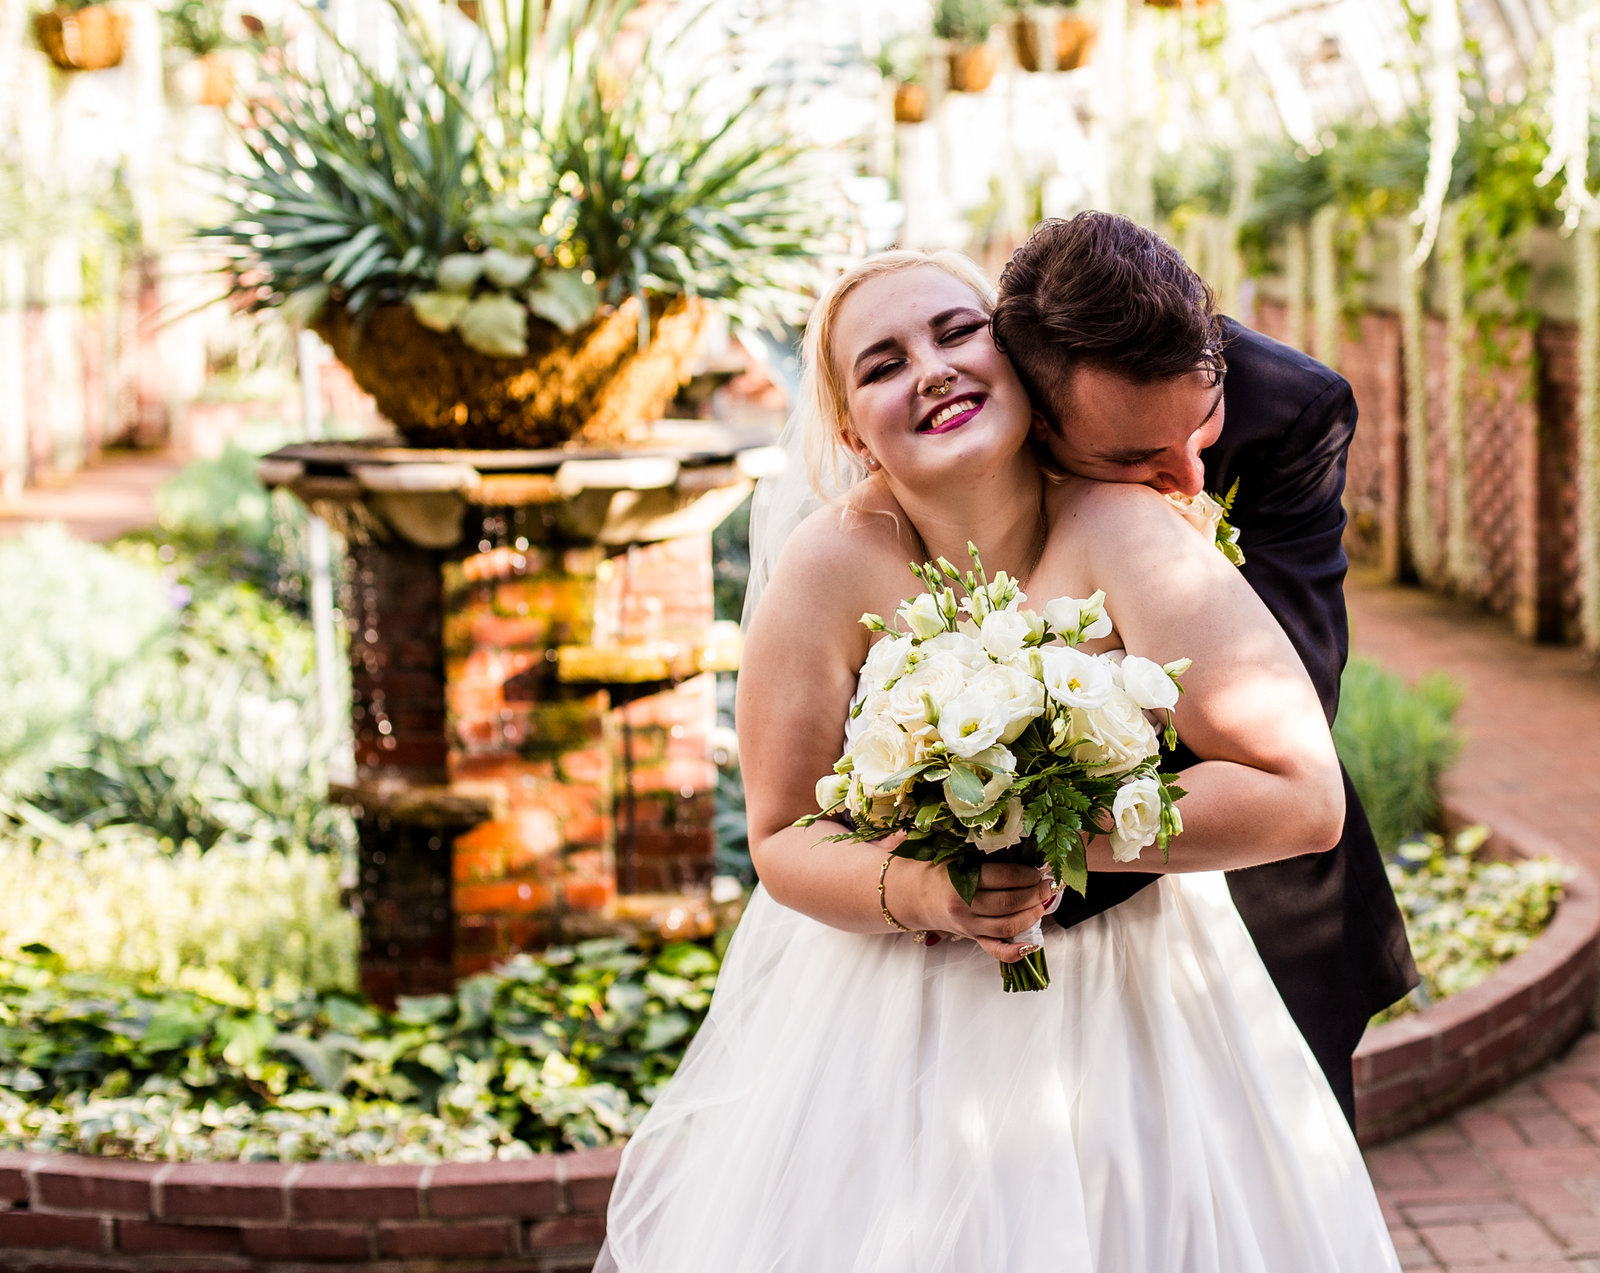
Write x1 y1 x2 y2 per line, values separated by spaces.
594 250 1401 1271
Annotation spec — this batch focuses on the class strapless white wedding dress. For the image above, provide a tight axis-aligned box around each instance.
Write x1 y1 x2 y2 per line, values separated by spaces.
594 668 1401 1272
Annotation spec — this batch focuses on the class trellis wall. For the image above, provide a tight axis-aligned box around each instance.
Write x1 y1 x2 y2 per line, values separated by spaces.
1189 213 1600 654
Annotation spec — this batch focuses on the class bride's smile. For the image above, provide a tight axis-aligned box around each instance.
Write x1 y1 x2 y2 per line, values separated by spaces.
919 393 985 434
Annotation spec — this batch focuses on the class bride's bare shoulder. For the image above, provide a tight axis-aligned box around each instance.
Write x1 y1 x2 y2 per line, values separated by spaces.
775 488 913 584
1048 475 1181 538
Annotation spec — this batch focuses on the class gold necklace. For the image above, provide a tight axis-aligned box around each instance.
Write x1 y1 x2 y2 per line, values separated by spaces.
910 492 1049 590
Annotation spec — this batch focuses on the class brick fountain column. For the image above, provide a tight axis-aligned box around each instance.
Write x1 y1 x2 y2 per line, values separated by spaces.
261 427 768 1003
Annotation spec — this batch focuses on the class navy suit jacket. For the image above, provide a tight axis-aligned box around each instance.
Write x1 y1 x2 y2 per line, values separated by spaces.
1047 318 1418 1124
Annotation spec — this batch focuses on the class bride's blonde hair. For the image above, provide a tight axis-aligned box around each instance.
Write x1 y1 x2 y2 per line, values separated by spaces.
799 249 998 500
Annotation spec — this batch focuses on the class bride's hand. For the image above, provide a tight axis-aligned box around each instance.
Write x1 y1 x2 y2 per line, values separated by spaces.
893 858 1058 963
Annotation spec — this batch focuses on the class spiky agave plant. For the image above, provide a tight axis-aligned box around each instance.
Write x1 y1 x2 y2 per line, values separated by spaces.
206 0 829 357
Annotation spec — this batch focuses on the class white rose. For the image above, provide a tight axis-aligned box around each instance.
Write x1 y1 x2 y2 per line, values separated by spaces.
968 796 1027 853
846 775 906 825
898 593 946 640
979 608 1031 660
1109 776 1165 862
1042 590 1112 642
943 744 1015 820
851 718 916 792
1119 654 1180 711
886 653 968 728
815 772 850 814
861 633 912 689
1040 645 1114 710
920 629 987 669
1165 490 1225 540
936 689 1010 759
967 662 1046 743
1069 692 1160 776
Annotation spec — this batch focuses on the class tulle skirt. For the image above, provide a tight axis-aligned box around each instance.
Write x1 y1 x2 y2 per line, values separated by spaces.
594 873 1399 1273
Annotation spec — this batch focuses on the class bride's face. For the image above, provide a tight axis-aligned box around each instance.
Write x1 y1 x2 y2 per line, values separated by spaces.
832 267 1034 490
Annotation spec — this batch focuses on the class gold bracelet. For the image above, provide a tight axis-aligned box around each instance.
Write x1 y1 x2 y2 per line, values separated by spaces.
878 853 913 933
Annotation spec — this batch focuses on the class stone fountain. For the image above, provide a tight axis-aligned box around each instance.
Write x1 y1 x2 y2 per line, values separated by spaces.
260 422 775 1002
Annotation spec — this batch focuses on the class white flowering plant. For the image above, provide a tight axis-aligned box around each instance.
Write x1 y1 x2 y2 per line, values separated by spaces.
799 547 1189 993
1166 480 1244 567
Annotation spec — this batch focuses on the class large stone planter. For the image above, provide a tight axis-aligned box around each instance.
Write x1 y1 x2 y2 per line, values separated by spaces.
312 295 708 451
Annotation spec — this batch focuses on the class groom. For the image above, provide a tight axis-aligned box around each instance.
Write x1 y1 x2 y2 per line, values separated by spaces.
989 211 1417 1126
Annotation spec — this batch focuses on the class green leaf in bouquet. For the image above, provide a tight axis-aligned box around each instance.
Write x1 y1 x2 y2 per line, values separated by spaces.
878 759 941 792
945 854 983 906
913 802 945 832
945 763 986 808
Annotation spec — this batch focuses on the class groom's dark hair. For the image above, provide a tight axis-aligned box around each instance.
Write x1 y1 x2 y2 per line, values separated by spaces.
990 212 1225 422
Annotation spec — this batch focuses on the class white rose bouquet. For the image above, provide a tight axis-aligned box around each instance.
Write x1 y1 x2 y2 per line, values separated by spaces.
800 547 1189 993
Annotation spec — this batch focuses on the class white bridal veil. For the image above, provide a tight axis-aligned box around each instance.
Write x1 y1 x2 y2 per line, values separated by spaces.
739 357 866 632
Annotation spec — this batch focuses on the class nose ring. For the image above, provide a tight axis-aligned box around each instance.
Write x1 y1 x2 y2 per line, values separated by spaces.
927 380 950 396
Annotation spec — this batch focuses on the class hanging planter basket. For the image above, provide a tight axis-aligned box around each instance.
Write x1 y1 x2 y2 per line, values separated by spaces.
1009 12 1095 72
33 4 128 71
196 50 235 105
312 293 709 450
893 81 928 123
947 43 997 93
1052 15 1095 70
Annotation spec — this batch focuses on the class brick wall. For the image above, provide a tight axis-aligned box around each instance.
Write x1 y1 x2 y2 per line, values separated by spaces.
1253 301 1585 644
0 1150 618 1272
342 503 721 998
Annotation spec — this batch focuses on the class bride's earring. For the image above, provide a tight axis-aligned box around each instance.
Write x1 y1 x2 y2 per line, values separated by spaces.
862 453 880 471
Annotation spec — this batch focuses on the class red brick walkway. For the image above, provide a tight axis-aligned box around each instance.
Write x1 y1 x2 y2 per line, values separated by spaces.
1349 572 1600 1271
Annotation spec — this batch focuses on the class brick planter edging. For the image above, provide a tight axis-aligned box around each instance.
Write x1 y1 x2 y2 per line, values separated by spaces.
0 1148 620 1272
1353 797 1600 1146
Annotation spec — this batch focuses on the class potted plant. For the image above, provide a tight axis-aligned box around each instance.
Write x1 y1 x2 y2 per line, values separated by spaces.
163 0 238 105
934 0 1000 94
873 36 929 124
1005 2 1094 73
32 0 128 71
204 0 826 450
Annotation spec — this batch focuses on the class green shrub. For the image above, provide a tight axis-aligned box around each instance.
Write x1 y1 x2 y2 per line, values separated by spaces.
1334 656 1463 858
0 937 722 1161
0 518 350 855
0 527 175 803
0 832 357 1005
121 441 315 613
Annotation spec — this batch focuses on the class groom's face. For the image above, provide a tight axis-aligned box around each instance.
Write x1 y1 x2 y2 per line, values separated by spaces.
1037 365 1225 497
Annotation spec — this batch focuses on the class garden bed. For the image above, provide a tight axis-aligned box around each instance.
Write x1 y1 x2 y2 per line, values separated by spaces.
1352 798 1600 1145
0 810 1590 1271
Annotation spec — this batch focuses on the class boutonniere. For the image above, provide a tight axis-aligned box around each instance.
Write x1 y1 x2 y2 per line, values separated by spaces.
1165 479 1244 567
